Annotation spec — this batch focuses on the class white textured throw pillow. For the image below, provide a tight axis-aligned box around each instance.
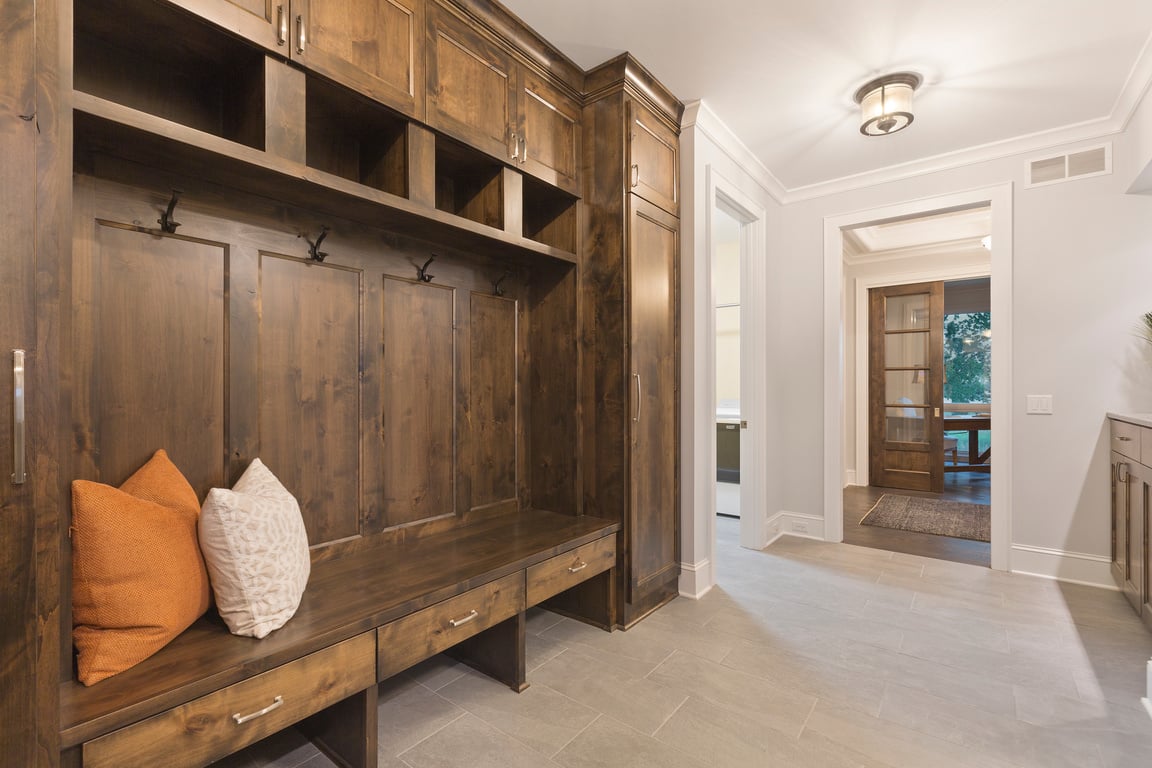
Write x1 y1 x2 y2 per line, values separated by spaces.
199 459 311 638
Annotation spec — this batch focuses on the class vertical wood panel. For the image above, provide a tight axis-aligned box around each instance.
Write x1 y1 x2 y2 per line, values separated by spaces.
74 222 227 498
259 254 362 545
381 277 455 527
469 293 517 510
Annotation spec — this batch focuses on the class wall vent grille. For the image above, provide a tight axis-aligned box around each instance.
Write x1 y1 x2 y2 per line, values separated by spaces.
1026 143 1112 188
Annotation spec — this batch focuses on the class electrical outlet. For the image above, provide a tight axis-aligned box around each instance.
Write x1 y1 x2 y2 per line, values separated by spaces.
792 520 809 534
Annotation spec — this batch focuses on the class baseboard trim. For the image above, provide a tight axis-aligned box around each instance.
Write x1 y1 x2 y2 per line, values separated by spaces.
1143 698 1152 723
844 469 857 487
1009 544 1116 590
678 558 713 599
766 511 825 544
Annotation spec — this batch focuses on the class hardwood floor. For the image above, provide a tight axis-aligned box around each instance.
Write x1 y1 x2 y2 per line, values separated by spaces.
843 471 991 567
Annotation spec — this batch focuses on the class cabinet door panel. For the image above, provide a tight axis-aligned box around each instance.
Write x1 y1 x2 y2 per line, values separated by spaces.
259 253 363 545
627 101 679 216
167 0 281 50
296 0 425 118
427 5 516 162
381 277 456 528
1113 453 1130 590
468 293 519 512
627 197 679 598
520 72 580 194
72 221 228 498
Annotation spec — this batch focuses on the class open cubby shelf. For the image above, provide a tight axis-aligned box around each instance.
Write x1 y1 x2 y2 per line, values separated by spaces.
434 136 505 230
522 174 578 253
74 0 266 150
307 76 409 198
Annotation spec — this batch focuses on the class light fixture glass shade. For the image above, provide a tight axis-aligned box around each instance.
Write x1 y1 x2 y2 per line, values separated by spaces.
855 73 921 136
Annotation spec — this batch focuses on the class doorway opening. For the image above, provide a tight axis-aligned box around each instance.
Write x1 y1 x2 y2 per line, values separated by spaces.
832 199 1005 568
714 202 742 522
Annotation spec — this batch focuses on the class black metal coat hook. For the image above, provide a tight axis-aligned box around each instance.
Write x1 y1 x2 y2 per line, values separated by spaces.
158 189 182 233
303 226 330 262
417 255 436 283
493 270 511 296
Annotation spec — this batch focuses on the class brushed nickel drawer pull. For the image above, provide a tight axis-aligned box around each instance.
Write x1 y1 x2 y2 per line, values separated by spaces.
630 163 640 188
12 350 25 485
568 560 588 574
449 609 479 628
1115 436 1134 441
276 5 287 45
232 695 283 725
296 14 305 54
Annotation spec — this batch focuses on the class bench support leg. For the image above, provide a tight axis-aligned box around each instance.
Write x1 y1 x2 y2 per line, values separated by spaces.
300 684 378 768
447 612 527 692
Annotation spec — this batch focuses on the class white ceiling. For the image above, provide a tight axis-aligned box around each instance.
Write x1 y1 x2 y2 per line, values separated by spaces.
499 0 1152 195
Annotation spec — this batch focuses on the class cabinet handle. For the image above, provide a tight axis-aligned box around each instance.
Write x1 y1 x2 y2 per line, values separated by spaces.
11 350 25 485
509 132 519 160
633 372 642 423
1115 436 1134 442
448 609 479 628
276 5 287 45
520 136 527 164
1119 463 1130 483
568 560 588 574
295 14 305 54
630 164 639 188
232 695 283 725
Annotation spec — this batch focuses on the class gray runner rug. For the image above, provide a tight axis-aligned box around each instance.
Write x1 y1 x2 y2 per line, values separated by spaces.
860 494 990 542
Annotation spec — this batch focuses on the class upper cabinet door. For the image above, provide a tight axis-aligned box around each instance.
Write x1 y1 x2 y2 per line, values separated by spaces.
295 0 426 119
166 0 283 50
627 101 679 216
519 71 581 195
426 4 518 163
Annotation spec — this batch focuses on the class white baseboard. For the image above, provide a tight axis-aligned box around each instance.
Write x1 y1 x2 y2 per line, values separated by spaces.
1142 698 1152 722
678 558 713 599
766 511 826 544
844 469 857 487
1010 544 1116 590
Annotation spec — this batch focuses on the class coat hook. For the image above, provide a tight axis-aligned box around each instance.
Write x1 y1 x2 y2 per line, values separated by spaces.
417 255 436 283
303 226 329 262
493 270 511 296
158 189 182 234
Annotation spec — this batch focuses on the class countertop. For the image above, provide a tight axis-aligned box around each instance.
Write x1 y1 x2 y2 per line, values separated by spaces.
1107 412 1152 428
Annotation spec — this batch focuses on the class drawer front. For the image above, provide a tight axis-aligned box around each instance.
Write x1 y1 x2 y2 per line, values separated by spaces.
526 535 616 606
83 632 376 768
377 572 524 679
1112 419 1141 460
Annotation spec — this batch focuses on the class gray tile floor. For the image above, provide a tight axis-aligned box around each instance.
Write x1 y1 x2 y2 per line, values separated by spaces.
216 518 1152 767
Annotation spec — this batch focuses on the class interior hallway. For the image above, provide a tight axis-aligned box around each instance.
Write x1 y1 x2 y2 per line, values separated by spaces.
219 515 1151 768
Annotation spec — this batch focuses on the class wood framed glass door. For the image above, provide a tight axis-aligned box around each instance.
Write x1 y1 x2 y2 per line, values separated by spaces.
868 282 944 492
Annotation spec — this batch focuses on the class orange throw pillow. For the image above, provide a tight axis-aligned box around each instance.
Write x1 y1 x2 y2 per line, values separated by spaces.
71 449 211 685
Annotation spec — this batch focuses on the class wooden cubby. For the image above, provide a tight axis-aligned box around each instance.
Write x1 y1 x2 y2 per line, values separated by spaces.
306 76 409 198
435 135 505 229
522 174 578 253
73 0 266 150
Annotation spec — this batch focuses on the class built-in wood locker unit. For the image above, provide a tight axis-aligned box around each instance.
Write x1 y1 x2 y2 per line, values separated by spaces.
6 0 684 763
581 55 683 628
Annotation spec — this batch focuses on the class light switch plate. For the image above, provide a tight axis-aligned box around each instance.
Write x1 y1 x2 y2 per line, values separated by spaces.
1026 395 1053 414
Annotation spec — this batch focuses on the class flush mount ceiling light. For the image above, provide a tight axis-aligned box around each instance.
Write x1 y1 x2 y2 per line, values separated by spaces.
854 72 922 136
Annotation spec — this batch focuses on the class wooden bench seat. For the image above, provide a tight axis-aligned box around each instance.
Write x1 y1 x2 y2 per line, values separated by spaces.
60 509 619 766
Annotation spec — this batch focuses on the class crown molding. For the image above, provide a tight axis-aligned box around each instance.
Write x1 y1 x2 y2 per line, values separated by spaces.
681 100 788 203
842 237 989 267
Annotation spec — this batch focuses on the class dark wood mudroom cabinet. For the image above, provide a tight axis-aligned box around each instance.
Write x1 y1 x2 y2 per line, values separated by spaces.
3 0 683 764
582 55 683 628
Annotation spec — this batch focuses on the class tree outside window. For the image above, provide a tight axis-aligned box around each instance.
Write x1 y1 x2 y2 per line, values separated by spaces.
944 311 991 456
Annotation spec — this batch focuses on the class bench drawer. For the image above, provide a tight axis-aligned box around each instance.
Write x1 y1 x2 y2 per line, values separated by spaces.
1112 419 1141 461
526 534 616 606
377 572 524 679
82 632 376 768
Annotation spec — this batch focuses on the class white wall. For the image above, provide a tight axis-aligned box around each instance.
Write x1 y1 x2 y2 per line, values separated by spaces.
680 101 782 597
776 127 1152 570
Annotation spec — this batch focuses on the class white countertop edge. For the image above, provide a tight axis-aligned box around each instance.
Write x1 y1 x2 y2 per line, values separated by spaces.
1107 412 1152 429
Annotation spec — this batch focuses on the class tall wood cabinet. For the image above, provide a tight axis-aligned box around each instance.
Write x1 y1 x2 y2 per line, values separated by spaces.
582 55 683 627
1109 416 1150 628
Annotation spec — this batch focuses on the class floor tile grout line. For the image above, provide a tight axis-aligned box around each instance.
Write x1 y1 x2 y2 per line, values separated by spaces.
795 696 819 740
650 693 690 736
548 712 602 759
391 702 469 761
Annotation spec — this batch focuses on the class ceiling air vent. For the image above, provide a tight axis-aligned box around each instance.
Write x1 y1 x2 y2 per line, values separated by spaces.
1026 143 1112 188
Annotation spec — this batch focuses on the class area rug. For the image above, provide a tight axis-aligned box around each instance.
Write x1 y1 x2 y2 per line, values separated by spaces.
860 494 990 542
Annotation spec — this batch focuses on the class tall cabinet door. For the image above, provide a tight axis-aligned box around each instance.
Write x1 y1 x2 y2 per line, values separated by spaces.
627 196 679 602
295 0 426 118
1 0 40 761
